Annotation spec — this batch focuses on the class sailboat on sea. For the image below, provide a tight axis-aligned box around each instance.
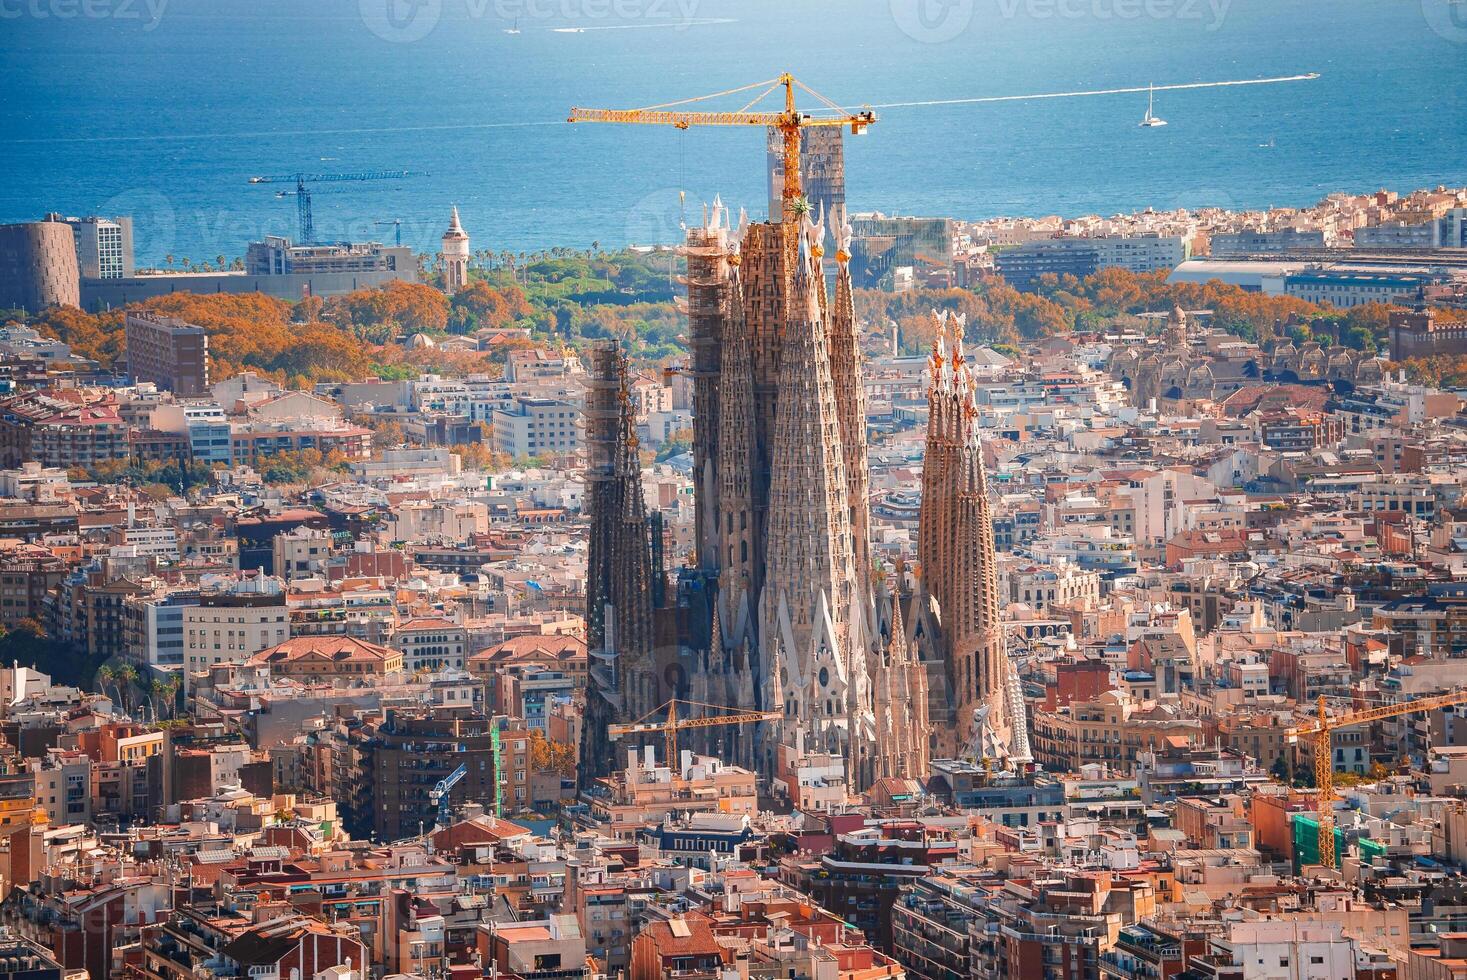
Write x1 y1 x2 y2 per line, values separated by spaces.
1140 83 1168 128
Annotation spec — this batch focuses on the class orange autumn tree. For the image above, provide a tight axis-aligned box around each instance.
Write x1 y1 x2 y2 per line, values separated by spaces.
450 280 533 332
32 290 378 384
330 280 449 343
528 730 576 776
29 305 125 366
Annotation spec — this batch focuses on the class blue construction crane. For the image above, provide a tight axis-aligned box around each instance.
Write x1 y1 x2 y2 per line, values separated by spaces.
375 219 404 246
247 170 425 244
428 763 468 831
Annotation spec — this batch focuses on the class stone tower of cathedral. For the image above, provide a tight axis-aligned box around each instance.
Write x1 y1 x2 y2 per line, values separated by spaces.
914 310 1028 763
827 212 874 621
580 341 657 784
675 195 951 789
757 217 870 776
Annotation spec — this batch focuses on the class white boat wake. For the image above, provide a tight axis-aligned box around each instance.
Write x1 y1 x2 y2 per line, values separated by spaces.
867 72 1321 110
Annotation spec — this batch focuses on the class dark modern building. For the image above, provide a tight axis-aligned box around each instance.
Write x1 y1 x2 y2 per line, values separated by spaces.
780 822 959 951
849 214 957 288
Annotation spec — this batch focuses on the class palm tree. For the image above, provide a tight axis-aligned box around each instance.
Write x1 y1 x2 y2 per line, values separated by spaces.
152 675 180 720
116 664 138 715
149 678 168 720
216 254 226 271
97 664 116 703
164 254 174 270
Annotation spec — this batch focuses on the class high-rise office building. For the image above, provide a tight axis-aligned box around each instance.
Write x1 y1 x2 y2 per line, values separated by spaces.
49 214 135 279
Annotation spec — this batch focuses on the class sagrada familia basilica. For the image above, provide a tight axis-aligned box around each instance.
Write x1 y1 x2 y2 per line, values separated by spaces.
581 202 1030 791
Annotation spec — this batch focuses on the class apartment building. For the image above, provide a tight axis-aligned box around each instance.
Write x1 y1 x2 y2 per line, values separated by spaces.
182 576 289 685
124 311 210 396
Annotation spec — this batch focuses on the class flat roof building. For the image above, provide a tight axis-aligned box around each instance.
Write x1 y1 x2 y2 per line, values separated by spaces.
48 213 135 279
245 236 413 276
125 310 210 395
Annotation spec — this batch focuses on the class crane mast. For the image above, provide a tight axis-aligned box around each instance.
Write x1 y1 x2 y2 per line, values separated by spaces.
1289 688 1467 867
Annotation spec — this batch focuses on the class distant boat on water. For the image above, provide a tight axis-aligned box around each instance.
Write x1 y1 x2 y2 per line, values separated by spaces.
1140 83 1168 127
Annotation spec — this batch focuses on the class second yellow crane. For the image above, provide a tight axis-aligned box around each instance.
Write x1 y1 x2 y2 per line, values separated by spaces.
607 699 782 766
1288 687 1467 868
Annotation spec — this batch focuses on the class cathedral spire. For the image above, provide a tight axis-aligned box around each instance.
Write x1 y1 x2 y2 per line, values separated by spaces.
915 309 1015 760
716 256 759 649
758 217 865 772
581 341 657 784
828 211 874 623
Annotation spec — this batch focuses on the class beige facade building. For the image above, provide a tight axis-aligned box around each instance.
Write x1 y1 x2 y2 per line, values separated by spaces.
1031 690 1203 772
183 576 289 687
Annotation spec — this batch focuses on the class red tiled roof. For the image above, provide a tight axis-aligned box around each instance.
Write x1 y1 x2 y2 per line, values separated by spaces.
248 636 397 667
470 634 585 663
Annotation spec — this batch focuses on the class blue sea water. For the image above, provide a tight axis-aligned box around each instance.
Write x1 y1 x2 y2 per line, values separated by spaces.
1 0 1464 265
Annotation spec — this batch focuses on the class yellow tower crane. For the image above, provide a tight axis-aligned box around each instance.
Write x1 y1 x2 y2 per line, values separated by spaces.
1288 688 1467 868
608 699 782 767
569 73 876 231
